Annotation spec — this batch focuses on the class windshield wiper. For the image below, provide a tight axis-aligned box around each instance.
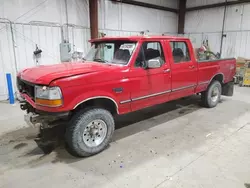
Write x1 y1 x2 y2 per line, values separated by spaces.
93 58 108 63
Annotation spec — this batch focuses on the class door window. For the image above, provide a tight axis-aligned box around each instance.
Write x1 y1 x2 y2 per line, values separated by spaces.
170 41 190 63
135 42 165 68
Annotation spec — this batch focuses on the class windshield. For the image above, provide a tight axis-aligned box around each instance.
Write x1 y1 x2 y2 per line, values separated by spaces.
84 41 137 65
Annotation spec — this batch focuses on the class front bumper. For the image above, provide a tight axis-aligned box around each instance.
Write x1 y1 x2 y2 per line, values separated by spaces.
20 92 69 113
21 98 70 128
24 111 69 127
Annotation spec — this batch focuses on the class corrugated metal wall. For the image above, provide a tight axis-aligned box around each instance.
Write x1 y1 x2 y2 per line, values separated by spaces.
135 0 178 8
186 0 235 8
0 21 91 100
185 0 250 59
98 0 178 36
0 0 178 101
0 22 16 100
0 0 91 100
13 23 61 68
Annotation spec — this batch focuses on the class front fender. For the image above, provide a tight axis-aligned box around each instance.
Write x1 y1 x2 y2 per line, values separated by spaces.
68 90 120 113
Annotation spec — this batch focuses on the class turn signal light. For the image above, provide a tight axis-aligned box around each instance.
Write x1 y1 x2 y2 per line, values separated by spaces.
35 98 62 107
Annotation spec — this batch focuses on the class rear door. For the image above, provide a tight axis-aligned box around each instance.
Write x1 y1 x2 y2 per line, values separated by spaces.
167 40 198 100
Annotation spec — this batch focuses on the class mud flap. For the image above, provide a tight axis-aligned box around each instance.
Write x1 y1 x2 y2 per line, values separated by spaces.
222 81 234 96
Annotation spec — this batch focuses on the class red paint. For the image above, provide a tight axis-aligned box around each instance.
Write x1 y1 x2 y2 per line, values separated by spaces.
18 36 236 114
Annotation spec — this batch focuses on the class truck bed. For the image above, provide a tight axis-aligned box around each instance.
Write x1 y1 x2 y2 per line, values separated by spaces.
198 58 236 84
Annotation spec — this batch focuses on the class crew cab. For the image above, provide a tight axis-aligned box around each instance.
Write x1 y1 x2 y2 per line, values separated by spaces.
17 35 236 157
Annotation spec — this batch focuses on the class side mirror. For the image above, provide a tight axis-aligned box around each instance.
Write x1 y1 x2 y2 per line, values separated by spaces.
147 59 161 69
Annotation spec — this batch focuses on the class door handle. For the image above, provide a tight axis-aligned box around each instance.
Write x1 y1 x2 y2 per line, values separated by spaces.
163 68 170 73
189 65 195 69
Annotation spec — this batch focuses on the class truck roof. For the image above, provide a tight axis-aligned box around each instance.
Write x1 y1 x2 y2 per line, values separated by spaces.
90 35 189 42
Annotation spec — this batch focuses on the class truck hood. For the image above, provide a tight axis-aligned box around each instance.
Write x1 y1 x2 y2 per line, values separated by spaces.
19 62 116 85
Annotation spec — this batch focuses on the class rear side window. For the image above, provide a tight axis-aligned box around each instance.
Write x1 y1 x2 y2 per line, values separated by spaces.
170 41 190 63
135 42 165 67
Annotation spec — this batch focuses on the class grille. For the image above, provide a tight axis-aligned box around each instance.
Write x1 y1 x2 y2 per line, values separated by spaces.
17 77 35 100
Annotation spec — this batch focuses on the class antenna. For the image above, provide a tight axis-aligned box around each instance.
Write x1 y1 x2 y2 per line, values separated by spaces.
139 30 149 35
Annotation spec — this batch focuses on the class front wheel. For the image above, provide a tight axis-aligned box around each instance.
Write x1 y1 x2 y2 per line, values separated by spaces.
201 80 222 108
65 108 115 157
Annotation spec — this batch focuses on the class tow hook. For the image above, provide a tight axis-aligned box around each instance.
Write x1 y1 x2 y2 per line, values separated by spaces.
20 103 28 111
24 113 40 127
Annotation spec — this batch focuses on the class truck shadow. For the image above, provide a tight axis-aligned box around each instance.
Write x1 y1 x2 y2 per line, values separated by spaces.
51 95 204 162
113 95 202 141
0 95 207 168
38 95 203 147
245 183 250 188
47 95 203 150
27 95 203 164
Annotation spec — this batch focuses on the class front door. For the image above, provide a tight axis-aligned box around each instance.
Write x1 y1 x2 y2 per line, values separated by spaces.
130 40 171 111
168 40 198 100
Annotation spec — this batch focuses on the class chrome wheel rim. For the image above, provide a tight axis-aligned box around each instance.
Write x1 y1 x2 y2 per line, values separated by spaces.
82 119 107 147
211 86 219 102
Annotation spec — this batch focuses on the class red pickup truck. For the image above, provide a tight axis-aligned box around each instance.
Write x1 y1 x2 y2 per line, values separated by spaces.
17 35 235 157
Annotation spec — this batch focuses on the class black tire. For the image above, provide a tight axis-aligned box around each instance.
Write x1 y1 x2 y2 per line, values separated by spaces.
65 108 115 157
201 80 222 108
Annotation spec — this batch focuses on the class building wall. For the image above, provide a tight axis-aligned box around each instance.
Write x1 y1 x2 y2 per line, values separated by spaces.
135 0 178 9
0 0 178 100
0 0 90 100
185 0 250 59
99 0 178 36
186 0 234 8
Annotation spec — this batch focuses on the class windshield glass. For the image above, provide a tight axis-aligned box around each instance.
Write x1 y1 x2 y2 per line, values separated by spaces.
84 41 137 65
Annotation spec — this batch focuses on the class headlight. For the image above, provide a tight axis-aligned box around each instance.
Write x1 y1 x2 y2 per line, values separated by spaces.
35 86 63 107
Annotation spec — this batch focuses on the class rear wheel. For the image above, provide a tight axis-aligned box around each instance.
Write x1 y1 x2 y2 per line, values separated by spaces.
201 80 222 108
65 108 115 157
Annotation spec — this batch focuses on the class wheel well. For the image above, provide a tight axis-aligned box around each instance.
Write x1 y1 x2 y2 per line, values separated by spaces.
212 74 224 84
73 98 118 115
